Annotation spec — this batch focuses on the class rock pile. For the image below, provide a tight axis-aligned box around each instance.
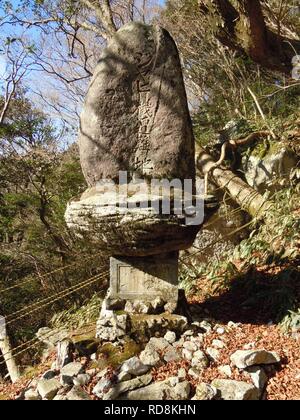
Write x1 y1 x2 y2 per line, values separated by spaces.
17 320 281 401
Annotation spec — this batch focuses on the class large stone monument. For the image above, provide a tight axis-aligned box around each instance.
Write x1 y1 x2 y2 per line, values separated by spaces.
65 22 217 340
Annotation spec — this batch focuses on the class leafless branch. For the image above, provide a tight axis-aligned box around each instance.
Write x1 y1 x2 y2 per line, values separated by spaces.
0 42 31 125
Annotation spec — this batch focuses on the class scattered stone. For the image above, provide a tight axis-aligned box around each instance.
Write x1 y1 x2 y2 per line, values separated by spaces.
191 350 209 369
177 368 187 380
216 327 225 335
103 373 153 400
168 376 179 387
121 356 149 376
42 370 56 380
182 348 193 361
183 330 194 337
227 321 241 329
206 347 220 361
125 300 152 314
212 339 225 349
60 377 72 388
27 379 38 389
211 379 261 400
230 350 281 369
183 341 198 352
93 377 115 399
243 342 256 350
66 386 92 401
24 388 41 401
60 362 84 386
130 314 188 341
97 306 127 335
117 371 132 382
164 331 176 344
199 321 212 333
174 381 191 400
36 327 69 348
247 366 268 390
96 368 110 379
172 338 184 349
218 365 232 377
15 391 25 401
96 312 129 342
37 379 61 400
140 347 161 367
147 337 170 351
57 339 74 369
188 368 201 379
191 335 204 345
73 374 91 387
120 379 190 400
57 387 68 396
193 382 217 400
163 347 181 363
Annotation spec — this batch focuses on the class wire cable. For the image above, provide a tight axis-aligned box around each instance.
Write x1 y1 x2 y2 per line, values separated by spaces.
5 271 109 327
0 251 105 295
0 271 108 365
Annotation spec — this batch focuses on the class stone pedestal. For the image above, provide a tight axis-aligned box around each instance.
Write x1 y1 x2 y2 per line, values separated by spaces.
108 252 178 312
96 252 182 342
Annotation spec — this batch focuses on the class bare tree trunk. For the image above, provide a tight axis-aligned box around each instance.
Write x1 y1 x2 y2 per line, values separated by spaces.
0 317 20 383
197 148 273 219
199 0 300 74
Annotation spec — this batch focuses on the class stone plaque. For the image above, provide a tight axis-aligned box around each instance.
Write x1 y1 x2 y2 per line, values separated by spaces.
110 252 178 303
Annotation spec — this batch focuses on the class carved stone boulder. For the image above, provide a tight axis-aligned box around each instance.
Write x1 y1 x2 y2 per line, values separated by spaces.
78 22 195 185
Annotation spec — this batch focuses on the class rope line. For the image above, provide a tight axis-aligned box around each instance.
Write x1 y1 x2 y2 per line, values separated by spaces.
0 272 108 365
5 269 108 322
5 271 109 327
0 322 70 367
0 251 105 295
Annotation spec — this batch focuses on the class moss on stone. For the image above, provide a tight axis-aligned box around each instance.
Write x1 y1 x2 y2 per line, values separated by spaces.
70 324 96 343
92 340 142 370
115 310 127 316
249 140 286 159
70 324 99 356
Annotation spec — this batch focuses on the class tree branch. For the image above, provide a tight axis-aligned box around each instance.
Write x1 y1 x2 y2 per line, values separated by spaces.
199 0 300 74
79 0 117 38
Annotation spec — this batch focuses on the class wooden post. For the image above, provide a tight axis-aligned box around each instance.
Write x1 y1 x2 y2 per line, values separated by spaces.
0 316 20 383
